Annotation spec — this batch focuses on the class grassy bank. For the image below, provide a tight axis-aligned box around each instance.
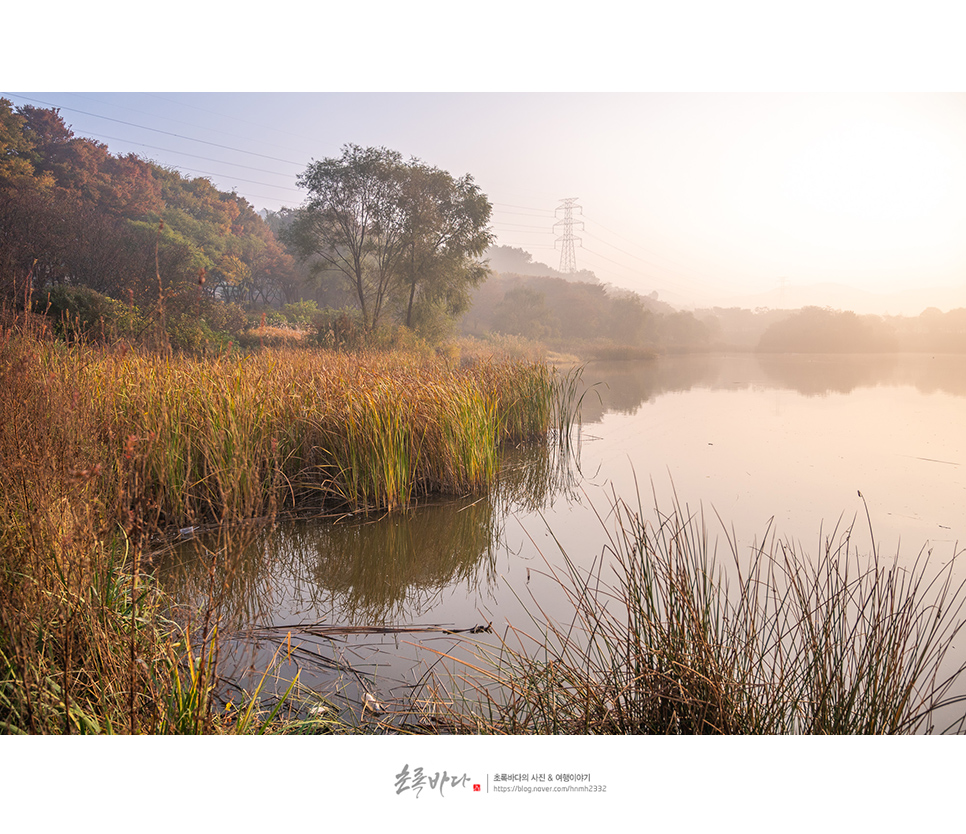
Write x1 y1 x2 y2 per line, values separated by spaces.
5 326 560 524
0 320 565 733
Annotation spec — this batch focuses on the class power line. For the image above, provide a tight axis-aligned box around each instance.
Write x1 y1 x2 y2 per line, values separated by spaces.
581 227 700 284
581 245 643 271
3 93 312 211
68 129 306 192
492 223 554 232
492 202 555 215
5 94 304 167
68 92 311 160
144 92 337 152
581 211 729 292
158 164 302 194
492 208 555 218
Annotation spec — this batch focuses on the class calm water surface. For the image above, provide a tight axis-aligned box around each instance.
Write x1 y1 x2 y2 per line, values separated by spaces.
160 353 966 720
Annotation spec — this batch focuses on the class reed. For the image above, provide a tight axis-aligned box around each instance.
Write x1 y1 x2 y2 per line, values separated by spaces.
2 339 566 530
0 320 572 733
429 491 966 734
0 325 298 734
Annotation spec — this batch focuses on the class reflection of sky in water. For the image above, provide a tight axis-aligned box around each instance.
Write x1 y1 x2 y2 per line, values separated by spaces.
158 354 966 718
578 354 965 560
584 383 965 555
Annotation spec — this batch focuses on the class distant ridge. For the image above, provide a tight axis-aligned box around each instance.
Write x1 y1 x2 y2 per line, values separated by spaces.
485 245 599 284
707 282 966 317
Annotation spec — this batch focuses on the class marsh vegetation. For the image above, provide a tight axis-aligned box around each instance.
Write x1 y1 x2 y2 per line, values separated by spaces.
425 494 966 734
0 312 569 733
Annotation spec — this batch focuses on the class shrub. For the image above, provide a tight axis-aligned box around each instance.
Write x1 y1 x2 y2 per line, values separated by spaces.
165 313 232 354
311 308 364 350
282 299 319 327
38 285 140 343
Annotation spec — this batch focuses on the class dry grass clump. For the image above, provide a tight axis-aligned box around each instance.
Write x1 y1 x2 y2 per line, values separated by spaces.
583 343 657 362
244 325 309 346
453 334 546 365
428 493 966 735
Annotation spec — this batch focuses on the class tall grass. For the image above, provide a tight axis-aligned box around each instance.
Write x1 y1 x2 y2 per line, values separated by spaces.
431 492 966 734
64 344 563 522
0 318 571 733
0 323 308 733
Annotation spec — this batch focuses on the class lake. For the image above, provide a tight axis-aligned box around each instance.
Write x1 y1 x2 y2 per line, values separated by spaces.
159 352 966 726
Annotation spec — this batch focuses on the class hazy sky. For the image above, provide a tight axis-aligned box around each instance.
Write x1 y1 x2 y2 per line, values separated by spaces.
6 6 966 313
7 91 966 311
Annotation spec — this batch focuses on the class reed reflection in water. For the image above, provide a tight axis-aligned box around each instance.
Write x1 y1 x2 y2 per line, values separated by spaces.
155 436 579 717
160 498 498 626
160 442 575 625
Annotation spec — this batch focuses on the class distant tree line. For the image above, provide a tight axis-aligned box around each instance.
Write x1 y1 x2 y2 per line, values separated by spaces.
461 279 966 357
755 306 966 353
757 307 899 352
891 307 966 352
461 272 713 354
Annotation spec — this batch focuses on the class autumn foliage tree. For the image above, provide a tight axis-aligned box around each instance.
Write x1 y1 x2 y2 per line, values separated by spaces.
0 99 299 324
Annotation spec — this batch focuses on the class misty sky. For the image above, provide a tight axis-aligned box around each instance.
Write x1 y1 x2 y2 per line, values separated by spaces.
6 6 966 314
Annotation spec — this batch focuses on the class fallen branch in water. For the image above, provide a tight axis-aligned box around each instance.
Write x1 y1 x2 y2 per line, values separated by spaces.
241 621 494 638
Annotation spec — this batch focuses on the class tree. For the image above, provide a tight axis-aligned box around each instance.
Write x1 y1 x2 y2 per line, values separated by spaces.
0 99 42 191
395 163 493 331
757 307 897 353
608 293 649 345
492 286 558 340
285 145 493 335
209 254 251 303
286 145 408 332
0 100 335 334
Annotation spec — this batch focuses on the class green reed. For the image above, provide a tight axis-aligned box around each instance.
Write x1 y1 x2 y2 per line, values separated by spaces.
46 344 567 525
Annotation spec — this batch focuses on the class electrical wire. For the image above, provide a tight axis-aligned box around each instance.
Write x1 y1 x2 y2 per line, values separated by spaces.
5 93 303 167
2 93 720 295
65 130 306 193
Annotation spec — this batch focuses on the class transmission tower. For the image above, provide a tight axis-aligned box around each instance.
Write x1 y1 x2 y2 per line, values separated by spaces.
554 197 584 274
